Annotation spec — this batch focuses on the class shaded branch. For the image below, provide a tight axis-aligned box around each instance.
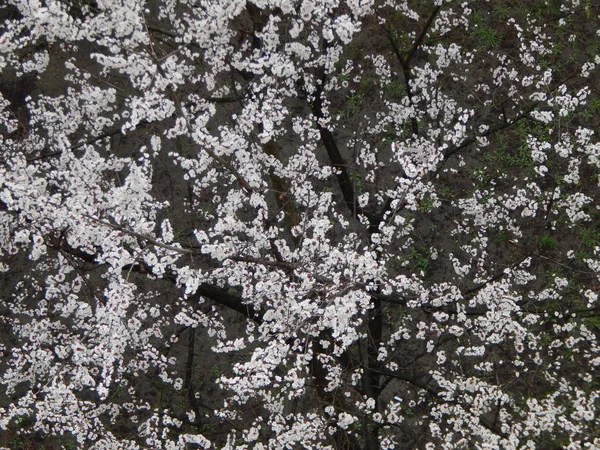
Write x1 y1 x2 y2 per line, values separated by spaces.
263 139 300 237
152 58 254 195
147 24 207 52
442 102 541 161
406 6 442 67
311 77 360 217
83 214 194 255
55 229 262 323
0 122 147 165
373 367 507 438
384 6 441 136
195 283 262 322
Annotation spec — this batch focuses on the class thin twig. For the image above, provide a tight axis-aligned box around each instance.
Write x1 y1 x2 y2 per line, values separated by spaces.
83 214 194 255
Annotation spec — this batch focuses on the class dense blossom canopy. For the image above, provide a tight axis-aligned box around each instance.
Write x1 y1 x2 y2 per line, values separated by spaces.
1 0 600 448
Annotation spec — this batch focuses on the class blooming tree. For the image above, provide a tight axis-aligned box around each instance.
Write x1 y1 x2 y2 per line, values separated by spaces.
1 0 600 448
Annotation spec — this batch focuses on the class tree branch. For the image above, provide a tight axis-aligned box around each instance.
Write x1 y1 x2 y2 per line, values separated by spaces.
0 122 147 165
384 6 441 136
442 102 541 161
